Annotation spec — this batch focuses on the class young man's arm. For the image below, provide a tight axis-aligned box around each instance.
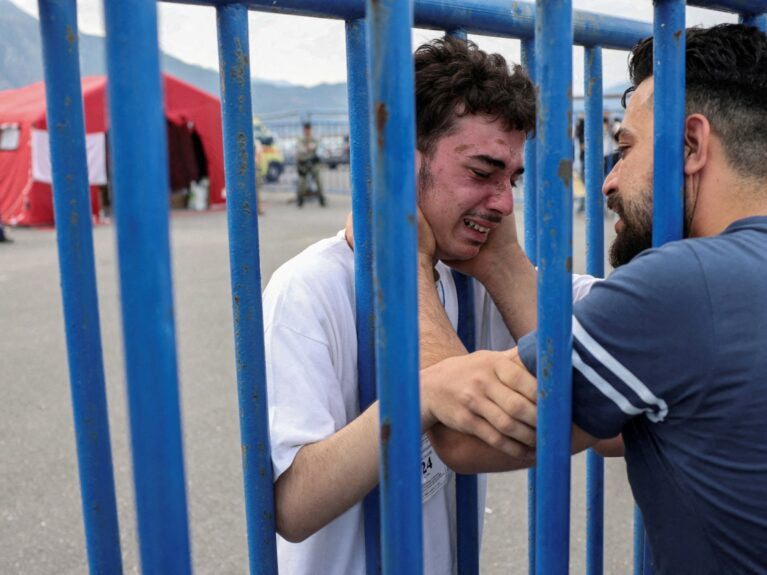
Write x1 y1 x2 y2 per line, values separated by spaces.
425 348 600 474
274 345 540 541
273 247 538 542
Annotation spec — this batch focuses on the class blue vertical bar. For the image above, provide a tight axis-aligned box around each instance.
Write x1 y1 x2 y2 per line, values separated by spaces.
643 533 655 575
36 1 122 572
652 0 685 247
216 5 278 574
446 26 479 575
102 0 191 572
452 270 479 575
216 4 277 575
643 6 686 573
583 45 604 279
534 1 573 573
584 44 605 575
366 0 423 573
521 37 538 575
521 38 538 265
346 18 381 575
740 13 767 33
633 507 645 575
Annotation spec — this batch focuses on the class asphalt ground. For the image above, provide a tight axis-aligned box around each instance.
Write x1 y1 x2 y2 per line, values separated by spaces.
0 186 635 574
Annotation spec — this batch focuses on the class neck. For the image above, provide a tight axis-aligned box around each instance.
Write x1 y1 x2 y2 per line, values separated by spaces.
689 170 767 237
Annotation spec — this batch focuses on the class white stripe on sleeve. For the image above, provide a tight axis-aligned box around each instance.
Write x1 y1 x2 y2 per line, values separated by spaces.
572 349 645 418
572 316 668 422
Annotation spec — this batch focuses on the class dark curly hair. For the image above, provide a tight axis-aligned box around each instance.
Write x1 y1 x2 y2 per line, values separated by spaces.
414 37 536 155
625 24 767 179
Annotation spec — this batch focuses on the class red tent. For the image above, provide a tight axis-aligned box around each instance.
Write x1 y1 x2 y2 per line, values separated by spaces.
0 74 225 226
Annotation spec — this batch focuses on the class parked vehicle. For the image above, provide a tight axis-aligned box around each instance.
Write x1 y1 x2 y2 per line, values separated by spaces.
254 118 285 182
319 134 350 169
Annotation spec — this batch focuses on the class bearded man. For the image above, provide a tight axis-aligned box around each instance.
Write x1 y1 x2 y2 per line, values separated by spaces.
421 24 767 574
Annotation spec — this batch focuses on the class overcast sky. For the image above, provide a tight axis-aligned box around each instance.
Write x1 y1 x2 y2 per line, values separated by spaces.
9 0 737 93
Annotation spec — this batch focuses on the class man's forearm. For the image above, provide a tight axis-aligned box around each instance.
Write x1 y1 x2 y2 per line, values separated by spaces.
419 257 467 368
479 246 538 341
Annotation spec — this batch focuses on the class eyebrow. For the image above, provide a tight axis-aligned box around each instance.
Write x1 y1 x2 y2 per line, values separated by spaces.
468 154 506 170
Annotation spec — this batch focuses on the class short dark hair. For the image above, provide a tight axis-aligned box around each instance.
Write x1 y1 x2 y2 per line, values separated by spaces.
625 24 767 180
414 37 536 155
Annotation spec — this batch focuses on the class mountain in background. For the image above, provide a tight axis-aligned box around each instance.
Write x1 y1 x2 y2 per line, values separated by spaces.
0 0 349 116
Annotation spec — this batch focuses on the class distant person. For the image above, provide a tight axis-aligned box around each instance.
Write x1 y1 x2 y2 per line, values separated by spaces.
575 113 585 179
0 210 11 243
295 122 326 207
603 113 619 174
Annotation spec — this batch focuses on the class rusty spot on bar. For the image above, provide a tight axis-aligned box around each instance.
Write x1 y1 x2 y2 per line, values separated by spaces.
381 421 391 443
66 25 76 47
230 38 249 88
375 102 388 150
407 214 415 226
565 256 572 272
558 159 572 188
237 131 249 175
674 30 682 41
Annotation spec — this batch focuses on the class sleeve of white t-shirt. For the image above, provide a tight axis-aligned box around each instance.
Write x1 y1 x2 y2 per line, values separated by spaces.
262 245 356 481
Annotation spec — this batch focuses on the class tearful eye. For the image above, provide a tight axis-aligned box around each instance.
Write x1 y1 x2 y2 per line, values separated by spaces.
618 145 630 159
471 169 490 179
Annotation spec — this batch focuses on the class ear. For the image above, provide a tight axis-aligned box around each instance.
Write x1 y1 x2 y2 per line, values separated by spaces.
683 114 711 177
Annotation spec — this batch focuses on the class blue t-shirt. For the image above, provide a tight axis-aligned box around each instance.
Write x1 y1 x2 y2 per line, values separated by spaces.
519 217 767 574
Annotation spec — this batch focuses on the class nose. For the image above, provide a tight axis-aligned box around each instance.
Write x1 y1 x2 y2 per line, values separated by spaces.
602 160 620 199
486 183 515 216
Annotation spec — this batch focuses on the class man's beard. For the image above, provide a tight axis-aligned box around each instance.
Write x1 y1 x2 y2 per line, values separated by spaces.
608 186 692 268
608 192 653 268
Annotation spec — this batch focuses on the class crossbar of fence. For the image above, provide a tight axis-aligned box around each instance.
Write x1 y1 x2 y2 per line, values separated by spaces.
35 0 766 573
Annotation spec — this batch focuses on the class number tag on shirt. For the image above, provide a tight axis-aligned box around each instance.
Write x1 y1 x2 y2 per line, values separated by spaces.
421 434 450 503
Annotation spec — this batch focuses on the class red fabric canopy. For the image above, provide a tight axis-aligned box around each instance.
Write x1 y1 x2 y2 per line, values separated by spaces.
0 74 225 226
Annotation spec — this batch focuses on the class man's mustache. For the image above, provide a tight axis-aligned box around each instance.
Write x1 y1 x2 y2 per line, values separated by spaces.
464 211 502 224
606 195 621 215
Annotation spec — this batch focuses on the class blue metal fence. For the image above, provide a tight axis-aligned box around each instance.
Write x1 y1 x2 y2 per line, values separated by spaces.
35 0 765 573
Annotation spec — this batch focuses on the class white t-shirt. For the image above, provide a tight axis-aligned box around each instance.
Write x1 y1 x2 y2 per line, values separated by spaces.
263 231 598 575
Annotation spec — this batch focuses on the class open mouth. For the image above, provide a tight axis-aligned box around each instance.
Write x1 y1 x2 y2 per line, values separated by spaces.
463 218 490 234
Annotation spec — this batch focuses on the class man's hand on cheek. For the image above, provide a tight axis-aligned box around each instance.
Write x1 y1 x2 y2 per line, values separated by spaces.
416 207 437 268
